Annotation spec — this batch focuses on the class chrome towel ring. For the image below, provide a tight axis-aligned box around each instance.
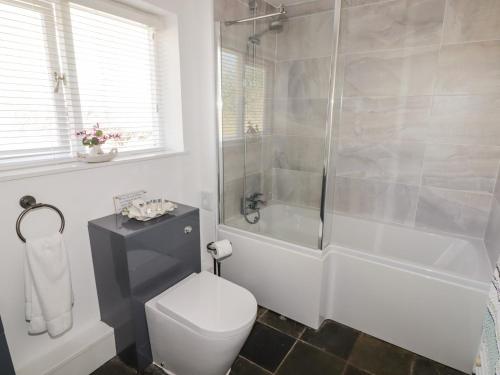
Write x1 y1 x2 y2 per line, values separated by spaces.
16 195 65 243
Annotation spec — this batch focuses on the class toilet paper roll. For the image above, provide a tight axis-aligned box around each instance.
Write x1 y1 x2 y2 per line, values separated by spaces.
210 239 232 260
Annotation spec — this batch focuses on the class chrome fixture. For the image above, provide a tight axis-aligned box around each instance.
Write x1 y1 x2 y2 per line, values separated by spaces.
16 195 65 243
241 193 266 224
248 18 285 45
224 4 286 26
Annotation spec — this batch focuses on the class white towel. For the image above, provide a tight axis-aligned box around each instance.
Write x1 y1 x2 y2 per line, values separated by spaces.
25 233 73 337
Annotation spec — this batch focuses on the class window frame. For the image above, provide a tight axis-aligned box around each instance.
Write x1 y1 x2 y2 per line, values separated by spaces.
0 0 167 170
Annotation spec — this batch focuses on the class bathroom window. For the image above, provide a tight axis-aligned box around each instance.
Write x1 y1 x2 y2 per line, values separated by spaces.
0 0 166 169
221 48 267 140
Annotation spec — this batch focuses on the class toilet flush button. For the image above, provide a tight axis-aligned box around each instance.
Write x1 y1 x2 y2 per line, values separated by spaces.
184 225 193 234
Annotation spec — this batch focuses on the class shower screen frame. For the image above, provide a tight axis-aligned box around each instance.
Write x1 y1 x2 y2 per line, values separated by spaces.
214 0 342 250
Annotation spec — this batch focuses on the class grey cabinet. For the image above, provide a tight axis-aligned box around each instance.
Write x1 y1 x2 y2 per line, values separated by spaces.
88 203 201 370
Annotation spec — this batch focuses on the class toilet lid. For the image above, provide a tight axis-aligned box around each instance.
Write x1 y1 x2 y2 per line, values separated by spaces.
156 271 257 338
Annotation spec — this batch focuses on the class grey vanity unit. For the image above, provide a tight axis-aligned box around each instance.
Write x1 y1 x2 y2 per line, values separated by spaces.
0 317 15 375
88 203 201 370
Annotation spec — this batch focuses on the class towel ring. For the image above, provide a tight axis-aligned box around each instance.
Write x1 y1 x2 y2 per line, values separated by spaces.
16 195 65 243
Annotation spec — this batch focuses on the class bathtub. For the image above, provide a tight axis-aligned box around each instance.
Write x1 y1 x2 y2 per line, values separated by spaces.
224 203 321 248
219 206 490 373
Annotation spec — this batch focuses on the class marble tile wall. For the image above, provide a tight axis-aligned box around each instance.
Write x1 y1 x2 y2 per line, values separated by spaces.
485 170 500 265
333 0 500 246
270 9 335 209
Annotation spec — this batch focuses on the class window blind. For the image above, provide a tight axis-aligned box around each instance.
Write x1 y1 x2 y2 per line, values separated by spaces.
0 0 164 169
220 47 268 140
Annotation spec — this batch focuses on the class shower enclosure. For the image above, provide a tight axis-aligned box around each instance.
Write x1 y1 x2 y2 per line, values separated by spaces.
216 0 500 370
216 0 336 249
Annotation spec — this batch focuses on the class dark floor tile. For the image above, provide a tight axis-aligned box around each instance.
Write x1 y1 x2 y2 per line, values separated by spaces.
344 366 372 375
276 342 345 375
259 310 306 338
301 320 359 360
257 306 267 319
412 356 467 375
92 357 137 375
240 322 296 372
349 334 414 375
140 363 169 375
230 356 272 375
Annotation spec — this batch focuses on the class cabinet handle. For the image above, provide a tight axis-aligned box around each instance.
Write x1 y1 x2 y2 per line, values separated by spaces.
184 225 193 234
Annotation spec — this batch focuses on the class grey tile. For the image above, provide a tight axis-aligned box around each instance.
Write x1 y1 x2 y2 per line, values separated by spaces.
284 0 334 17
343 366 371 375
485 198 500 266
224 177 244 220
230 356 271 375
273 135 325 173
340 96 432 143
340 0 445 53
257 306 268 318
435 41 500 95
277 11 334 61
223 141 245 182
412 355 467 375
335 141 425 185
443 0 500 44
333 177 419 225
221 22 254 54
422 144 500 193
240 322 296 372
273 98 329 137
301 320 360 360
415 187 492 238
273 168 323 208
342 46 439 97
259 310 306 338
275 342 345 375
349 334 414 375
428 95 500 146
91 357 137 375
141 364 168 375
275 57 332 99
342 0 392 7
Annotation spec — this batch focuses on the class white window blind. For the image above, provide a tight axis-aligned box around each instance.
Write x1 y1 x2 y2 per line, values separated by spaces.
0 0 164 169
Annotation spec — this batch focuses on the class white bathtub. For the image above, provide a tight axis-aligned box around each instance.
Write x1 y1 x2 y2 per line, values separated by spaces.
225 203 321 248
219 206 490 373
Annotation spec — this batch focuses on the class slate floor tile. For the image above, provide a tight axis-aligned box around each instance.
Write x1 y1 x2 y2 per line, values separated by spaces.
343 365 372 375
349 334 414 375
257 306 267 319
91 357 137 375
259 310 306 338
275 342 345 375
412 356 467 375
240 322 296 372
301 320 359 360
230 356 272 375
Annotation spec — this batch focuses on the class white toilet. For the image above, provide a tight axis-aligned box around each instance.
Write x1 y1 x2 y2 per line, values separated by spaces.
145 271 257 375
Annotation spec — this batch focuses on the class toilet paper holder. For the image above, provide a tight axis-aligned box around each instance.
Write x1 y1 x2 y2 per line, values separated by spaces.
207 241 232 277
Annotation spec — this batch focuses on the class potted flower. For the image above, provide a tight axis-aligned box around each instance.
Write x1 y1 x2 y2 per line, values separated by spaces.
76 123 121 156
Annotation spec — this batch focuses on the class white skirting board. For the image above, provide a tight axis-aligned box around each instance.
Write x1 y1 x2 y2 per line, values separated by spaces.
15 321 115 375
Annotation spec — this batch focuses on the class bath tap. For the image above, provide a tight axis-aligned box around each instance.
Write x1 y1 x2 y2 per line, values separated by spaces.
246 193 266 210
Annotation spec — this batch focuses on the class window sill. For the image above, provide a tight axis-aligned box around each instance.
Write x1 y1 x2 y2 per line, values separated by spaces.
0 150 187 182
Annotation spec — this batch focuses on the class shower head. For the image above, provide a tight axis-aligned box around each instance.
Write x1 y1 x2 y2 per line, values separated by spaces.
268 19 284 32
248 17 285 45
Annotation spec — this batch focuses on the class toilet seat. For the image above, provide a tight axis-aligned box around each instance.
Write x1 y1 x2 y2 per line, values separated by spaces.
155 271 257 339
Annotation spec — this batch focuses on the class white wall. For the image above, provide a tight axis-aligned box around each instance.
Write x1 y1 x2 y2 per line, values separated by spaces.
0 0 217 373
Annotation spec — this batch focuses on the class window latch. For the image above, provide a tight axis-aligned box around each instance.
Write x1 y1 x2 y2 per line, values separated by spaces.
53 72 66 93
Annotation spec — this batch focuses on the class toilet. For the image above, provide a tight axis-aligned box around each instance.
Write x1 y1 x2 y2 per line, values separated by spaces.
145 271 257 375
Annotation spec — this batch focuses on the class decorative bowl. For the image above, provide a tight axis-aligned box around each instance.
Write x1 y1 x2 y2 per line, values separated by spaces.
77 148 118 163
